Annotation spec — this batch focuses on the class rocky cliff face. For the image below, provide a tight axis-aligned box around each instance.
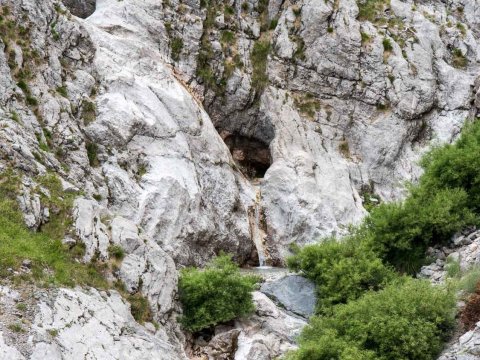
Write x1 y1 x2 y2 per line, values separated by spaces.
162 0 480 259
1 0 480 358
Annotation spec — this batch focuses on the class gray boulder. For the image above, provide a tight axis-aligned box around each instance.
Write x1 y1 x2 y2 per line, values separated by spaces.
260 275 316 318
61 0 96 18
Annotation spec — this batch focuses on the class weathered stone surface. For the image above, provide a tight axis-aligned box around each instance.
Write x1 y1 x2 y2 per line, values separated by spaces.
0 332 24 360
0 285 185 359
260 275 316 318
61 0 96 18
233 292 307 359
73 198 110 261
205 329 241 360
82 0 255 267
419 229 480 359
30 287 181 359
2 0 480 358
419 229 480 284
439 321 480 360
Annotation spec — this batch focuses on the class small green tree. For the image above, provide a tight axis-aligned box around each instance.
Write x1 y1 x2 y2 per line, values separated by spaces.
419 120 480 212
290 279 456 360
288 236 395 312
178 254 259 332
365 187 477 273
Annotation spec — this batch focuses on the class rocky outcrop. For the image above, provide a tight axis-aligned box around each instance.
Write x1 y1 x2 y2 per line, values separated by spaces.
190 291 306 360
167 0 480 257
418 229 480 359
0 285 185 359
82 0 255 267
439 322 480 360
233 291 306 359
2 0 480 358
3 0 480 265
419 229 480 284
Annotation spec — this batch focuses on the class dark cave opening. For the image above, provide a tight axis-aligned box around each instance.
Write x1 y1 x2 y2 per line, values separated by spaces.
221 132 272 179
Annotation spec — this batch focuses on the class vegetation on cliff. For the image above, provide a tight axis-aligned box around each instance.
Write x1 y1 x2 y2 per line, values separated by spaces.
288 120 480 359
178 253 259 332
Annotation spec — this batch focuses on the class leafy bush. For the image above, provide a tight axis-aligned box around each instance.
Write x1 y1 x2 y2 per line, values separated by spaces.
286 329 377 360
382 37 393 51
288 237 395 312
108 244 125 260
178 254 259 332
170 37 183 62
290 279 456 360
419 121 480 212
365 187 476 273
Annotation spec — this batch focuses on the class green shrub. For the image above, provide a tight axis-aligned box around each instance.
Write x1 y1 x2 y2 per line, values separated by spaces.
361 32 371 44
127 293 152 323
365 187 476 273
26 95 38 106
220 30 235 45
10 111 20 123
288 237 395 312
360 121 480 272
56 86 68 98
86 142 99 167
108 244 125 260
290 279 456 360
170 37 183 62
16 303 27 311
451 48 467 68
250 40 270 93
224 5 235 16
419 121 480 212
8 323 23 333
383 37 393 51
178 254 259 332
269 18 278 30
286 329 376 360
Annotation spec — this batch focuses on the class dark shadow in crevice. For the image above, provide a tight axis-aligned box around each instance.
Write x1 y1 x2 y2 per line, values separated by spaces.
61 0 96 18
221 131 272 179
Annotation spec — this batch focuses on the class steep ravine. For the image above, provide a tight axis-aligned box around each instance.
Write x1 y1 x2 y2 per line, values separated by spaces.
0 0 480 358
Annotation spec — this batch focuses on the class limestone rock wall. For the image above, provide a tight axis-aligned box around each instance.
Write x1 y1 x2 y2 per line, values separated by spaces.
1 0 480 358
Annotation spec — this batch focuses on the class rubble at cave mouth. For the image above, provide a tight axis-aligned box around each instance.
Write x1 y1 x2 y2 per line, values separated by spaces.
221 132 272 179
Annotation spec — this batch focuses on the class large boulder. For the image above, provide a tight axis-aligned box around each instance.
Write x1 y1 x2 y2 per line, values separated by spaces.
260 275 316 318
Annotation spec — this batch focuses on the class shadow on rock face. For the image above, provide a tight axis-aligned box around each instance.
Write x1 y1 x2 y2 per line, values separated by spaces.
62 0 96 18
222 132 272 179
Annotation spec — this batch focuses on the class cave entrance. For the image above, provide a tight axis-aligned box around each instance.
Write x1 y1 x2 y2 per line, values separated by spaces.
221 132 272 179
